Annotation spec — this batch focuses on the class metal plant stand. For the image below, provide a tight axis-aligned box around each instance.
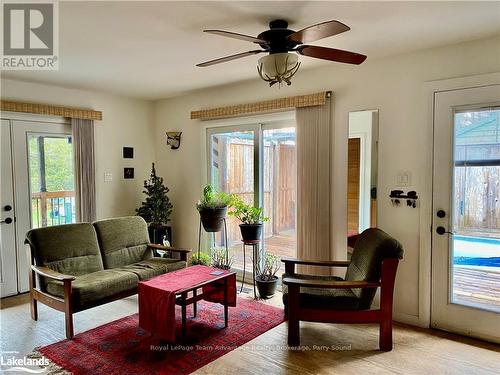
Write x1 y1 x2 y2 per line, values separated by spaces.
241 239 260 299
197 218 229 264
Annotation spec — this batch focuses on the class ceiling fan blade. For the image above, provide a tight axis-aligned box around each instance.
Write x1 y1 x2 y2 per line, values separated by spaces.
204 30 267 44
196 50 265 67
288 20 350 44
297 45 366 65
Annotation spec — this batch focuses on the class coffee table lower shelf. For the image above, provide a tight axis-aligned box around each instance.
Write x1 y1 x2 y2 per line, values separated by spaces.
175 276 232 338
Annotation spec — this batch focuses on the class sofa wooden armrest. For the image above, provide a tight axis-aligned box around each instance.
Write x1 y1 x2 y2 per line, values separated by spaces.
281 257 350 274
31 265 76 282
148 243 191 261
282 276 380 289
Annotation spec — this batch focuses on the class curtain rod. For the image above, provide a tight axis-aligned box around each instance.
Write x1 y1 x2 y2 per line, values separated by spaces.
1 100 102 121
191 91 331 121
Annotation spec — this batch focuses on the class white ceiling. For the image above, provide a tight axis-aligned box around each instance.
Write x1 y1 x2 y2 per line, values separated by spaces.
2 1 500 100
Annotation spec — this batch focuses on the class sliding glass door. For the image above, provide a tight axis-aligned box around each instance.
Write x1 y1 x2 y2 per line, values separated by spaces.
262 127 297 270
207 121 296 274
208 127 257 270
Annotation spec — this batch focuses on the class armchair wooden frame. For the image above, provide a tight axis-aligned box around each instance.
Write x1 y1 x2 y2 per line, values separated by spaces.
282 257 399 351
27 244 191 339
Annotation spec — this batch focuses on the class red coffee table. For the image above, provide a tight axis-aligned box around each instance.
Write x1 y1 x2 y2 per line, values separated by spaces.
138 265 237 341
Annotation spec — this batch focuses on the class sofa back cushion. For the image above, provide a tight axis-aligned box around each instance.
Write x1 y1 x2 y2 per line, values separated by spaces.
93 216 152 269
25 223 104 289
345 228 403 309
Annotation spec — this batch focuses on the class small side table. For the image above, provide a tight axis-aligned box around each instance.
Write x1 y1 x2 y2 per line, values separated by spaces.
241 239 260 299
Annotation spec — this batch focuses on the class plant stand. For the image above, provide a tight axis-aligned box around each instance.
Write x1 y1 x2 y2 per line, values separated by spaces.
241 239 260 299
197 217 229 265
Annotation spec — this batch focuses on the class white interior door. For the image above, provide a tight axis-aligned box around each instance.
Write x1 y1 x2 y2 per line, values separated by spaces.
432 84 500 343
1 120 18 297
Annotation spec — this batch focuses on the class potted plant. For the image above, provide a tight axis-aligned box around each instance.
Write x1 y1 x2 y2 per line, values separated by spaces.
189 251 211 266
256 253 280 298
211 247 233 270
228 196 269 242
196 185 233 232
136 163 173 244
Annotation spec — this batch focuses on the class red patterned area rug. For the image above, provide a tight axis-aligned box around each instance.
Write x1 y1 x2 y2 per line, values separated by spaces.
38 297 284 375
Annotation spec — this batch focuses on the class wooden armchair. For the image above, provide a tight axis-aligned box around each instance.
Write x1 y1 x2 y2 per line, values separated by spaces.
282 228 403 351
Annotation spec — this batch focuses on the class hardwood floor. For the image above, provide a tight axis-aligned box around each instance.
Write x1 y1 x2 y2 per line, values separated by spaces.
1 290 499 374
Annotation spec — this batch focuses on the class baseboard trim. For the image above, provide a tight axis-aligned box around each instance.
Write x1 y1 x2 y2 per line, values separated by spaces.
394 312 427 328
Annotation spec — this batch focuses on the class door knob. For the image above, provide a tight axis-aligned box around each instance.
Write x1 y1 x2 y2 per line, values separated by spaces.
4 205 12 211
436 210 446 218
0 217 13 224
436 226 453 235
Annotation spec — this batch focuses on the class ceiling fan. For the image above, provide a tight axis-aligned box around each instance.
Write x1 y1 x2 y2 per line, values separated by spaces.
197 19 367 86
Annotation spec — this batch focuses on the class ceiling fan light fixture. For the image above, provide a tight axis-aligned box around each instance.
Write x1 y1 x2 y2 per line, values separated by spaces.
257 53 300 87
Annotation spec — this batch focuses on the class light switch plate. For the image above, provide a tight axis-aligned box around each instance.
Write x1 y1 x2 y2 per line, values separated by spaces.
396 171 411 187
104 172 113 182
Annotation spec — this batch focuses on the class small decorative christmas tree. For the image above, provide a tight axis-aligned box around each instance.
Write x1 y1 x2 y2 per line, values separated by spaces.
136 163 173 228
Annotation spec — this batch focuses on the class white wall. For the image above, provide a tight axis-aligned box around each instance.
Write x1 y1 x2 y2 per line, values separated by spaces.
153 35 500 326
0 78 156 220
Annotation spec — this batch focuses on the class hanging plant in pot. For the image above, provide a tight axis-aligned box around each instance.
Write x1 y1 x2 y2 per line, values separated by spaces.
228 196 269 242
196 184 233 232
256 252 281 299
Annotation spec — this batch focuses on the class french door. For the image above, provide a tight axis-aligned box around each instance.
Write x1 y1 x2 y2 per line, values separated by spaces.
0 118 73 297
206 120 297 275
432 84 500 342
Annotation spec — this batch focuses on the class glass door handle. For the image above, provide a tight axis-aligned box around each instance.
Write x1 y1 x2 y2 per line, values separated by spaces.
0 217 13 224
436 226 454 235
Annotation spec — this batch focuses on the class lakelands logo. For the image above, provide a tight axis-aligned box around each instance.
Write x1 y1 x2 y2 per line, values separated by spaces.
1 1 59 70
1 352 50 373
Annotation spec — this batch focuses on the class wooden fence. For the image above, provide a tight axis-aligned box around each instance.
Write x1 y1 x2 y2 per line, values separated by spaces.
454 166 500 236
213 138 296 246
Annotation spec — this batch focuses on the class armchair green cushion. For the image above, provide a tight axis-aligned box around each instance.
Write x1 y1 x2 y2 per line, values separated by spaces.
282 228 403 311
46 269 138 309
282 274 360 310
345 228 403 309
93 216 152 268
25 223 104 290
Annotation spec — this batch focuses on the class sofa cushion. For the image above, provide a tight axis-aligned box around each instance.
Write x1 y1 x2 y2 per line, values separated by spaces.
116 259 186 281
25 223 104 290
142 258 187 273
282 273 361 310
46 269 138 309
93 216 152 269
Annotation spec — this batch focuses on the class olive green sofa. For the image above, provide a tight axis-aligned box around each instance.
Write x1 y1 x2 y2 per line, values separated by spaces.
25 216 190 339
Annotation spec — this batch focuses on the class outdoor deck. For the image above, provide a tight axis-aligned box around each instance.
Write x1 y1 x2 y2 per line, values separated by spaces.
453 265 500 313
230 231 296 272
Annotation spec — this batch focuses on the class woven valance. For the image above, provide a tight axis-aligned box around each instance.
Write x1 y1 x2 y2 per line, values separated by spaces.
191 91 330 121
1 100 102 120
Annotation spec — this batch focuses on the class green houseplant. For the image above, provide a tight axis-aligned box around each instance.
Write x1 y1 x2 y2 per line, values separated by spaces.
196 184 234 233
188 251 211 266
228 196 269 242
211 247 233 270
136 163 173 244
256 252 280 298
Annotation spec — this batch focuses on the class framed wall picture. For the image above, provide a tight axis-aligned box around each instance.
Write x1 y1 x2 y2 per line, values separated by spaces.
123 147 134 158
124 167 134 179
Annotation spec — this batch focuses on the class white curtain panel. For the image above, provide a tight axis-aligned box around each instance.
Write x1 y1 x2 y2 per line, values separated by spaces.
72 118 96 222
296 97 332 275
